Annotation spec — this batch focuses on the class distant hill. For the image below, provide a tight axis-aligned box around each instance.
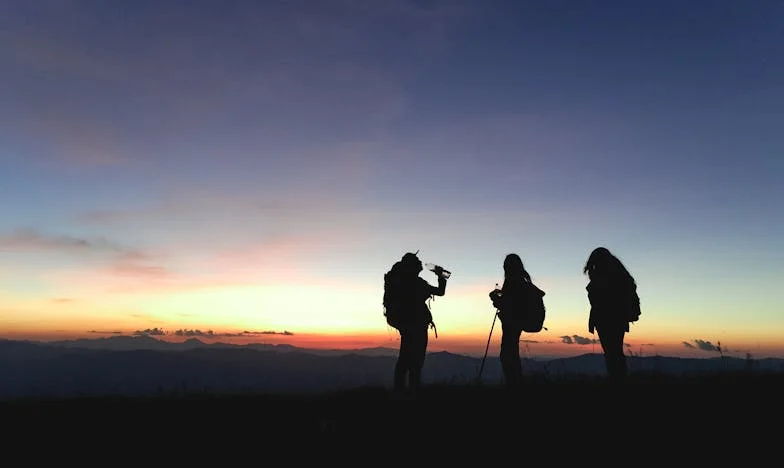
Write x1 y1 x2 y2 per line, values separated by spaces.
41 334 396 355
1 337 782 400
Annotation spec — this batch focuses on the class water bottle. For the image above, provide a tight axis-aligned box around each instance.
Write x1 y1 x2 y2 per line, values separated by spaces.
424 263 451 279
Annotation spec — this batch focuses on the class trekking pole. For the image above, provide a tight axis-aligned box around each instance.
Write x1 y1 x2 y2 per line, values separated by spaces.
477 309 498 383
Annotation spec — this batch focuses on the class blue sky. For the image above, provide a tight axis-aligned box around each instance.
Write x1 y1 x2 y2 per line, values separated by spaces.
1 0 782 358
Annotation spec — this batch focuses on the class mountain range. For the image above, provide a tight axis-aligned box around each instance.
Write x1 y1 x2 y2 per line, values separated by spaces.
1 336 782 400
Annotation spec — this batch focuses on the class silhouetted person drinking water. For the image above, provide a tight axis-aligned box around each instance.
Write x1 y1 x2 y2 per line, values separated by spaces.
383 252 448 395
489 253 539 388
583 247 641 382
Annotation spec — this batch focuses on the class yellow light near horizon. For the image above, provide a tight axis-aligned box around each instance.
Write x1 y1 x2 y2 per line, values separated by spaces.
140 283 384 333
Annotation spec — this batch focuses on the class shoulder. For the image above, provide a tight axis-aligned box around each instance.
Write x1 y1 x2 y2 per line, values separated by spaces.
503 280 525 292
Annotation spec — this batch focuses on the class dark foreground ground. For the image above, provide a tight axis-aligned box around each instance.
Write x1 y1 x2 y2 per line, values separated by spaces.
2 372 781 456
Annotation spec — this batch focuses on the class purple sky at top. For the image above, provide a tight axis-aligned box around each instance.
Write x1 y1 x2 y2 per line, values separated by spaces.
3 1 781 215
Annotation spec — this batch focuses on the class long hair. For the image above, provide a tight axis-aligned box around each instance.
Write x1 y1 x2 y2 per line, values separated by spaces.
583 247 634 283
502 253 531 291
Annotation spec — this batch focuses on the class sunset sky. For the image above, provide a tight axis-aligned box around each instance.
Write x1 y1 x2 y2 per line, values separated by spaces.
2 1 782 360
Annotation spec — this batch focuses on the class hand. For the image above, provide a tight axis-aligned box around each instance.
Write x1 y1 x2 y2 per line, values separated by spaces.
433 265 444 275
489 290 501 308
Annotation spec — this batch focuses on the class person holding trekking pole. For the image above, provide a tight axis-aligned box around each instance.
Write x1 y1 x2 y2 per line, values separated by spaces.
489 253 536 389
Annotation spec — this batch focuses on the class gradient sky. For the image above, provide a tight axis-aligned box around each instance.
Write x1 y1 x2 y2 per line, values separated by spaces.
2 0 783 359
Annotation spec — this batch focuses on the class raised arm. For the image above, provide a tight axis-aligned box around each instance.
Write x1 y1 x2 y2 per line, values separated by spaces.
430 275 447 297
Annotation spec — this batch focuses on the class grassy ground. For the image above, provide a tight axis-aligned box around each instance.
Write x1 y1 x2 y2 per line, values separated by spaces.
4 372 781 439
2 377 775 464
0 380 778 465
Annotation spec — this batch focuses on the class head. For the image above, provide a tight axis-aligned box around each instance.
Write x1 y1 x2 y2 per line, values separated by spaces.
583 247 630 280
503 253 531 284
400 251 423 274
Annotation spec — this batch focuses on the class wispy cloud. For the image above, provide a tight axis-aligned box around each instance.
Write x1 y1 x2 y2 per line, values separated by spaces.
683 339 723 353
0 228 132 255
87 330 123 335
133 328 294 338
133 328 166 336
560 335 599 345
109 258 170 279
0 228 176 288
172 329 295 338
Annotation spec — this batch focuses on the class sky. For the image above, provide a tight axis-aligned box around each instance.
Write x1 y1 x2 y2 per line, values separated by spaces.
1 0 783 360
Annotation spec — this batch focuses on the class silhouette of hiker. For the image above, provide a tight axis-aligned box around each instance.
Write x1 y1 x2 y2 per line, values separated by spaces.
386 252 447 395
583 247 640 382
489 253 534 388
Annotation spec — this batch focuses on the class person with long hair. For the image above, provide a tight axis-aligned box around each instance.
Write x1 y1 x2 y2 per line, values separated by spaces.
583 247 640 382
489 253 534 388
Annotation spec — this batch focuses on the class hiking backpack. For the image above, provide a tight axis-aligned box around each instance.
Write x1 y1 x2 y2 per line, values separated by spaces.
383 262 436 330
628 284 642 323
522 282 547 333
383 262 406 329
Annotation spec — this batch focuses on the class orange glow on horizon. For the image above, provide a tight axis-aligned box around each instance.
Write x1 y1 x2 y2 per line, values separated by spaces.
3 326 782 360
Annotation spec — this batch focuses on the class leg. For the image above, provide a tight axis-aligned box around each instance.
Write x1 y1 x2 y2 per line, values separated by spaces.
597 323 627 381
408 325 429 391
500 321 523 388
394 328 412 391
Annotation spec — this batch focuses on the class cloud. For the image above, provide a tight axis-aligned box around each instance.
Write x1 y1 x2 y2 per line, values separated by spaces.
0 228 132 256
0 228 177 288
110 256 170 279
68 191 398 289
172 329 294 338
254 330 295 336
0 228 166 270
560 335 598 345
694 339 722 352
683 339 722 352
132 328 293 338
172 329 216 338
133 328 166 336
87 330 123 335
